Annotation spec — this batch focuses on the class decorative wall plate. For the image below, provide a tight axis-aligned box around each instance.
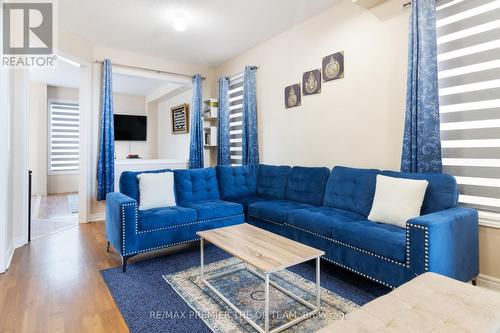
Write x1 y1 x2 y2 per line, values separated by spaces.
284 83 301 108
322 51 344 81
302 69 321 95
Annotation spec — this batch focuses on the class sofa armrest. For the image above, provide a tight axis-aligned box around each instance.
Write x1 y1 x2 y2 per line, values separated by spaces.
106 192 138 256
407 207 479 282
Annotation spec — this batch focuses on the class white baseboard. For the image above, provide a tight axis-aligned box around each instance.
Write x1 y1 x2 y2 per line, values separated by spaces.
13 236 26 249
477 274 500 292
90 213 105 222
1 242 16 273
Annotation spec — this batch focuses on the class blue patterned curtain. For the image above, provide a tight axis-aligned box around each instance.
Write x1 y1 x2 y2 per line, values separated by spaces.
217 76 231 165
97 59 115 200
401 0 442 173
242 66 259 165
189 74 204 169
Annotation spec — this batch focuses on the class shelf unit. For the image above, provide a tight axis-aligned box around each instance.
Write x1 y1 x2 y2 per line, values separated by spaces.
203 99 218 148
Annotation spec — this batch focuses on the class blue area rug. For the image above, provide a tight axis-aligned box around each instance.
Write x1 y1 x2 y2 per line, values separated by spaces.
101 244 390 333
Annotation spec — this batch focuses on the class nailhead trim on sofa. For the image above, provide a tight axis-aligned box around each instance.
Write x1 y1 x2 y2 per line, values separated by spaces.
125 238 200 256
282 222 408 267
250 214 431 275
137 214 245 234
407 222 429 272
120 201 244 256
322 256 396 289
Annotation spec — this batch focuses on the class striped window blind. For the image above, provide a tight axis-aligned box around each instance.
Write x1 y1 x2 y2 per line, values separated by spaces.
48 102 80 173
437 0 500 212
228 72 244 165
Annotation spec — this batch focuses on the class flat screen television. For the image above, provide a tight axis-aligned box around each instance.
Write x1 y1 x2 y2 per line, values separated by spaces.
114 115 147 141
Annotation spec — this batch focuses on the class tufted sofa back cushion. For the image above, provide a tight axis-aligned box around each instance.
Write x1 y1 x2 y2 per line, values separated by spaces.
216 165 258 200
381 170 458 214
324 166 380 216
174 168 220 204
285 166 331 206
119 169 172 203
256 165 292 200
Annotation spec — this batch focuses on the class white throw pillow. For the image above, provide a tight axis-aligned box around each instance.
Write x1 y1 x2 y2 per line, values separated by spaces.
368 175 428 228
137 172 176 210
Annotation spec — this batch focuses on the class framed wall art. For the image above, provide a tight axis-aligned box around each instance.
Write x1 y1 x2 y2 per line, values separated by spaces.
171 103 189 134
322 51 344 81
284 83 301 108
302 69 321 95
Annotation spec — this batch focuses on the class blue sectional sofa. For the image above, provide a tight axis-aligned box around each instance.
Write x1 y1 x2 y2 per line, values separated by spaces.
106 164 479 288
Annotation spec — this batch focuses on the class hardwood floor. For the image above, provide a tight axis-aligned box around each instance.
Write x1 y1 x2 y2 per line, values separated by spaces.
0 222 129 333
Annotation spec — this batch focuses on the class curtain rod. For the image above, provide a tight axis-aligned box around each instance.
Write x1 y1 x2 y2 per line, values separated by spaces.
94 60 206 80
218 66 259 82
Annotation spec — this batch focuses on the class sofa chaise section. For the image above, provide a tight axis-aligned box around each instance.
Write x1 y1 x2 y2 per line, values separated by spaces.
247 165 479 288
106 168 244 272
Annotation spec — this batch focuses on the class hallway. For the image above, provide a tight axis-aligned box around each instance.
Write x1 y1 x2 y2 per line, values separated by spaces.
31 193 79 239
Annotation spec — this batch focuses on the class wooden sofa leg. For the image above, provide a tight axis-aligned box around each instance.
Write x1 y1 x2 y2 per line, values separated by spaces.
106 241 110 253
472 278 477 286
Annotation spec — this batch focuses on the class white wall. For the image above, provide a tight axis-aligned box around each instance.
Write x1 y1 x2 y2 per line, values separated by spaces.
113 93 150 159
28 82 48 195
9 70 29 259
147 101 159 159
0 68 12 273
157 89 192 161
47 86 80 194
48 85 79 101
216 0 409 170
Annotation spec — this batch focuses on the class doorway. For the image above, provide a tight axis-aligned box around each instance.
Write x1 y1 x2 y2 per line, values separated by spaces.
28 58 81 239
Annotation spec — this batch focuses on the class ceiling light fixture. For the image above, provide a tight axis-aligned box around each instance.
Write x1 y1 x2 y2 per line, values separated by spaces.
173 15 187 32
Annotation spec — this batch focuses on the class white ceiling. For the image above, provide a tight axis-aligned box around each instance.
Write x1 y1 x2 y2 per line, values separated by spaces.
58 0 339 66
30 59 179 96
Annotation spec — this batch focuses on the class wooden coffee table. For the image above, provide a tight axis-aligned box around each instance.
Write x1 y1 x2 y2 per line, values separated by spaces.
197 223 325 333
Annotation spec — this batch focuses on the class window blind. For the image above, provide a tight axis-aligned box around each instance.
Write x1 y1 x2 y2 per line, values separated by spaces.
228 72 244 165
49 102 80 173
437 0 500 212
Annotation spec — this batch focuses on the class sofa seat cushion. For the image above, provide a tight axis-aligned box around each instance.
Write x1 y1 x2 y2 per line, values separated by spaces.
227 195 269 212
139 206 198 232
332 219 406 262
181 199 243 221
248 200 314 224
286 207 365 238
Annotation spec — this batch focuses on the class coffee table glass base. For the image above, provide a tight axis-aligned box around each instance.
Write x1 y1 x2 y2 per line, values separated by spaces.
200 239 321 333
